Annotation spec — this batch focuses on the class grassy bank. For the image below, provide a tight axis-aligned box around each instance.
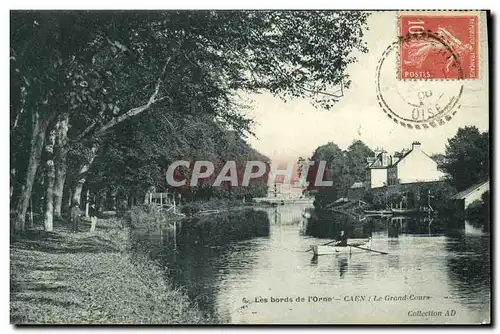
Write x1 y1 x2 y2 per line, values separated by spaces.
10 214 210 324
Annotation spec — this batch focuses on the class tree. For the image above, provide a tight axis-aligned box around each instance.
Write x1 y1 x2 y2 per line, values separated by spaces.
84 109 270 207
61 10 371 208
443 126 489 191
53 114 69 218
11 11 371 231
10 11 181 230
344 140 373 191
307 140 373 208
10 13 67 231
306 142 344 208
415 182 457 213
68 10 371 200
43 130 56 231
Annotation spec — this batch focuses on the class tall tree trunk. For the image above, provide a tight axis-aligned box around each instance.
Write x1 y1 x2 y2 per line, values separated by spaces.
71 143 98 206
44 129 56 231
53 114 69 219
111 189 117 210
10 168 16 201
53 157 67 218
60 61 170 213
15 110 50 232
98 192 106 212
65 187 73 212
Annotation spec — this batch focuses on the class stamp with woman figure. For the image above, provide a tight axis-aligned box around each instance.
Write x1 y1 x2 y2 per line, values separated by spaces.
375 11 482 129
398 11 479 80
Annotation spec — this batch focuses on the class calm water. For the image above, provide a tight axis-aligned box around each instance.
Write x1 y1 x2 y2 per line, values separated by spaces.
138 205 490 324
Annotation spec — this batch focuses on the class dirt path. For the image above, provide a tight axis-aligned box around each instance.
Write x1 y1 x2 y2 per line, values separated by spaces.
10 218 208 324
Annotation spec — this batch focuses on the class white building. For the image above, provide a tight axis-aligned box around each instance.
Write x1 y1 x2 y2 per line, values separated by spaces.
365 148 391 188
366 142 445 189
387 142 445 186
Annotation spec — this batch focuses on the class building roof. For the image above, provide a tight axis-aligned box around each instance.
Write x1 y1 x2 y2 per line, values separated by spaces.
389 150 412 166
388 145 434 167
367 143 435 169
450 179 490 200
350 182 364 189
367 152 388 169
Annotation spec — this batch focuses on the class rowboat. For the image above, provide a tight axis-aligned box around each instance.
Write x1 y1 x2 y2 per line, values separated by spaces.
391 208 418 215
310 239 371 256
363 210 393 215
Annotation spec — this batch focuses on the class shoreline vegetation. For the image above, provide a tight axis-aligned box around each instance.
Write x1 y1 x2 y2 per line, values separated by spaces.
179 198 255 216
9 200 281 325
307 127 489 231
323 200 370 217
10 209 213 324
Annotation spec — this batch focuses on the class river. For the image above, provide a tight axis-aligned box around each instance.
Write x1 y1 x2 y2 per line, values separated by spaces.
137 204 490 324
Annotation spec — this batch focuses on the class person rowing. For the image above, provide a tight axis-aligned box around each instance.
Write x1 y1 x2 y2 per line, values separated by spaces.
334 230 348 247
309 231 388 256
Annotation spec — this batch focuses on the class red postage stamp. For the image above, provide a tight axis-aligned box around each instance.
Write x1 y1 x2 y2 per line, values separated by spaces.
398 12 479 80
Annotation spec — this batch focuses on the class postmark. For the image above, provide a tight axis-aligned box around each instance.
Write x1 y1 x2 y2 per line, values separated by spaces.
398 11 479 80
376 32 464 129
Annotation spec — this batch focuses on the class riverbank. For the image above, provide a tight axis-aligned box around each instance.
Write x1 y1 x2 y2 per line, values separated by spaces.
325 199 370 217
179 198 254 216
10 215 210 324
178 198 310 218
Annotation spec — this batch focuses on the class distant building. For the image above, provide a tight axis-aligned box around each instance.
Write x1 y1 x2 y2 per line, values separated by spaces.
267 182 306 200
450 179 489 210
267 173 306 200
365 147 392 188
387 142 445 186
347 181 365 200
366 142 445 189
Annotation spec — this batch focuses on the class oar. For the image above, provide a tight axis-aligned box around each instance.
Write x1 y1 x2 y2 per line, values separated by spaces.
306 239 337 252
348 244 388 255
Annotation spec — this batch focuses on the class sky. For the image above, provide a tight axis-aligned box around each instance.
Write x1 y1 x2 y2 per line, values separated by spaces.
243 11 489 163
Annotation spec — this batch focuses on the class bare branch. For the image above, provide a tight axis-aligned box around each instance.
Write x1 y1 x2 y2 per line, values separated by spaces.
93 59 171 138
72 121 97 144
300 83 344 99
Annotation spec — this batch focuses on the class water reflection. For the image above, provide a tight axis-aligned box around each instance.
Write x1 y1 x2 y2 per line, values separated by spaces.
339 258 348 278
256 204 308 226
368 215 446 238
445 235 490 316
137 205 490 324
304 211 371 239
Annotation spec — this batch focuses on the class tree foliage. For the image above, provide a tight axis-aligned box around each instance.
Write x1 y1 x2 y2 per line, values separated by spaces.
307 140 373 208
10 10 371 230
443 126 489 191
86 112 270 202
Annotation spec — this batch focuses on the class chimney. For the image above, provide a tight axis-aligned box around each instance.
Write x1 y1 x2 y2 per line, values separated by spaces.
411 141 421 151
381 152 387 166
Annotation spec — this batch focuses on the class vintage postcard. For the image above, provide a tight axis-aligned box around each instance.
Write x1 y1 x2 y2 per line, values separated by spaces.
10 10 490 325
